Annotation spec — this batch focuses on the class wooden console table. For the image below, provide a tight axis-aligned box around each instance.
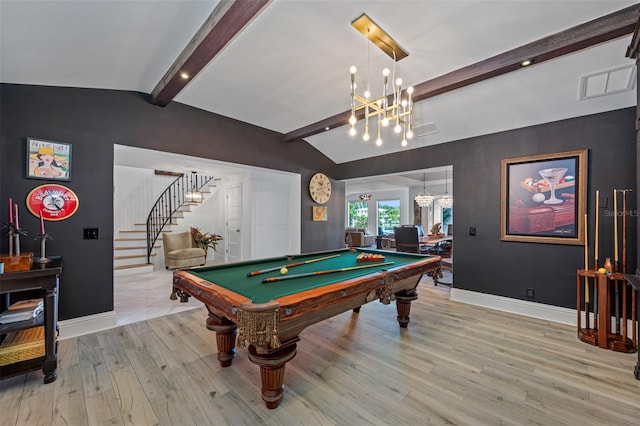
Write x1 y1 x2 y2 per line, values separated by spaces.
576 269 637 354
0 256 62 383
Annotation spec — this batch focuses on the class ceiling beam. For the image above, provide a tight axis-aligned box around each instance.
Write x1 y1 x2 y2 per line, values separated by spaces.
283 4 639 142
151 0 271 106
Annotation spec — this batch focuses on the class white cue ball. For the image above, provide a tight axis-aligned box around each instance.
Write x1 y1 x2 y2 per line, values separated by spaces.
532 193 545 203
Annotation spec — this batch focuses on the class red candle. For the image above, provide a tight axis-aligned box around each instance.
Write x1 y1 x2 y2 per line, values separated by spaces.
8 197 12 224
39 210 45 235
14 204 19 230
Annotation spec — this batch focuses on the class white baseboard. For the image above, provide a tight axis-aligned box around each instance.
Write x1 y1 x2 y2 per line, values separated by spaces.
450 288 637 339
58 310 117 340
450 288 577 326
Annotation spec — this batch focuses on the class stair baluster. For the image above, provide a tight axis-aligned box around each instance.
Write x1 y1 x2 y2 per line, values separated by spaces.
146 173 215 263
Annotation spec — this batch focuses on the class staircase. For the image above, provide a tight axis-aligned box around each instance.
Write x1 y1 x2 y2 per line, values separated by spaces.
113 172 216 276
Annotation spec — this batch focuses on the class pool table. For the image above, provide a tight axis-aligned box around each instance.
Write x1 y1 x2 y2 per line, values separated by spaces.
172 247 440 408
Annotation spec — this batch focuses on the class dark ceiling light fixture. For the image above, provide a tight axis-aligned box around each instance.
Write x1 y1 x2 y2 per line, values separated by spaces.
359 194 372 201
348 13 414 147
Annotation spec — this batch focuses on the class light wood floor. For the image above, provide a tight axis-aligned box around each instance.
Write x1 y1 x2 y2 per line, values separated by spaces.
2 276 639 426
114 268 198 327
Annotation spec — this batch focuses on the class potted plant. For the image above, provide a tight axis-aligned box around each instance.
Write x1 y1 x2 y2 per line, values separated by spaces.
190 227 223 256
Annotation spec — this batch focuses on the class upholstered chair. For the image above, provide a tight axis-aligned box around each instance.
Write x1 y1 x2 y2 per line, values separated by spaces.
393 226 428 254
163 231 206 300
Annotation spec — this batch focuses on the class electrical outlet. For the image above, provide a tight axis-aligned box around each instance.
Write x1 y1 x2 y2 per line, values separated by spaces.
469 226 476 236
83 228 99 239
526 288 535 299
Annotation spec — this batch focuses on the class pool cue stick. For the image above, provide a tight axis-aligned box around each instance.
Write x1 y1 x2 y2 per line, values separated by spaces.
621 189 631 338
614 189 619 271
262 261 395 283
622 189 632 275
247 254 341 277
614 189 620 334
584 214 590 328
594 190 599 270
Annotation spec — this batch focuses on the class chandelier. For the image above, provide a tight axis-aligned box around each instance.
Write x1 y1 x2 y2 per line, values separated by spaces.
359 194 372 201
414 172 434 207
185 171 203 203
348 14 414 147
439 170 453 208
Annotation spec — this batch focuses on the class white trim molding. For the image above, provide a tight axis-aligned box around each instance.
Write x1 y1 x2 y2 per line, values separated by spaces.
450 288 636 339
450 288 576 325
58 310 117 340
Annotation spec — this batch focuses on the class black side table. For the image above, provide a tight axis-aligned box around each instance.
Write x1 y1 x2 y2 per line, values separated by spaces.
0 256 62 383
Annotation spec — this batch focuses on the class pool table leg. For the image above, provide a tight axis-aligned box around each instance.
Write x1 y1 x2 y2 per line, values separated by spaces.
395 289 418 328
248 343 298 409
206 314 237 367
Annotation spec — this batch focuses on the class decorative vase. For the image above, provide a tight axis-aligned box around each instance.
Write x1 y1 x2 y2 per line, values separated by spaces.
604 258 613 274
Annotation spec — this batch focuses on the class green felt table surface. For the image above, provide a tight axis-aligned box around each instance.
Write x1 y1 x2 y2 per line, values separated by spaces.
188 248 431 304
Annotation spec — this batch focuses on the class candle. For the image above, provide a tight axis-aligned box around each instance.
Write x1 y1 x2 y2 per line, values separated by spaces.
594 190 599 263
8 197 12 224
613 189 618 262
39 210 45 235
14 204 18 230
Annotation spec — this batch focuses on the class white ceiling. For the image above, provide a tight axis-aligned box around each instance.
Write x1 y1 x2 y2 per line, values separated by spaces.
1 0 638 191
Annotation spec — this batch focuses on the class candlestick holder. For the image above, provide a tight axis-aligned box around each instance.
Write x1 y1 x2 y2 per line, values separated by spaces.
34 233 52 263
13 228 29 256
2 223 16 256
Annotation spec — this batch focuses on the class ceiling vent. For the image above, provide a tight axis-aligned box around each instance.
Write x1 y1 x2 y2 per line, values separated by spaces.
579 64 636 100
413 122 440 138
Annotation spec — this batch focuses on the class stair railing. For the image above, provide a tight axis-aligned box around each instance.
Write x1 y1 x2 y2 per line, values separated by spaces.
146 173 215 263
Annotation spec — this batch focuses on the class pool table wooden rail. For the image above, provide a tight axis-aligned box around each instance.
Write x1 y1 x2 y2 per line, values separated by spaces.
172 253 441 408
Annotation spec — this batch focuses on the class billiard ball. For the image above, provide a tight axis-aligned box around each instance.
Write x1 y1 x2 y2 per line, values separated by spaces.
280 267 288 275
532 193 545 203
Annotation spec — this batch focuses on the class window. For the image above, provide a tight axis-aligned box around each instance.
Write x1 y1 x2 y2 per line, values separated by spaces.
348 201 368 228
377 199 400 235
443 207 453 235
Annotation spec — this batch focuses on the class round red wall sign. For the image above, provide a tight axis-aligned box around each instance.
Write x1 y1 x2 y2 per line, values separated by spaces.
26 184 79 221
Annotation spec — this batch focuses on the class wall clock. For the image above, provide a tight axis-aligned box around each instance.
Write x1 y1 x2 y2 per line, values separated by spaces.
26 184 79 221
309 173 331 204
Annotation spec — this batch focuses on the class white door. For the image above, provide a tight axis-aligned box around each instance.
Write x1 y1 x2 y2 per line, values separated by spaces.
226 183 242 263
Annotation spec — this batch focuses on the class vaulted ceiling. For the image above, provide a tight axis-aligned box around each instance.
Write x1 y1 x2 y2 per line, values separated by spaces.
1 1 638 192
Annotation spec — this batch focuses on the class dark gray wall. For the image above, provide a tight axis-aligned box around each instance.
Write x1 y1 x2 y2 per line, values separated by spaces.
336 108 636 308
1 84 635 320
0 84 343 320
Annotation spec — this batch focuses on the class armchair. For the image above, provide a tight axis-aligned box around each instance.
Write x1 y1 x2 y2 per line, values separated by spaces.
163 231 206 300
345 228 376 247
